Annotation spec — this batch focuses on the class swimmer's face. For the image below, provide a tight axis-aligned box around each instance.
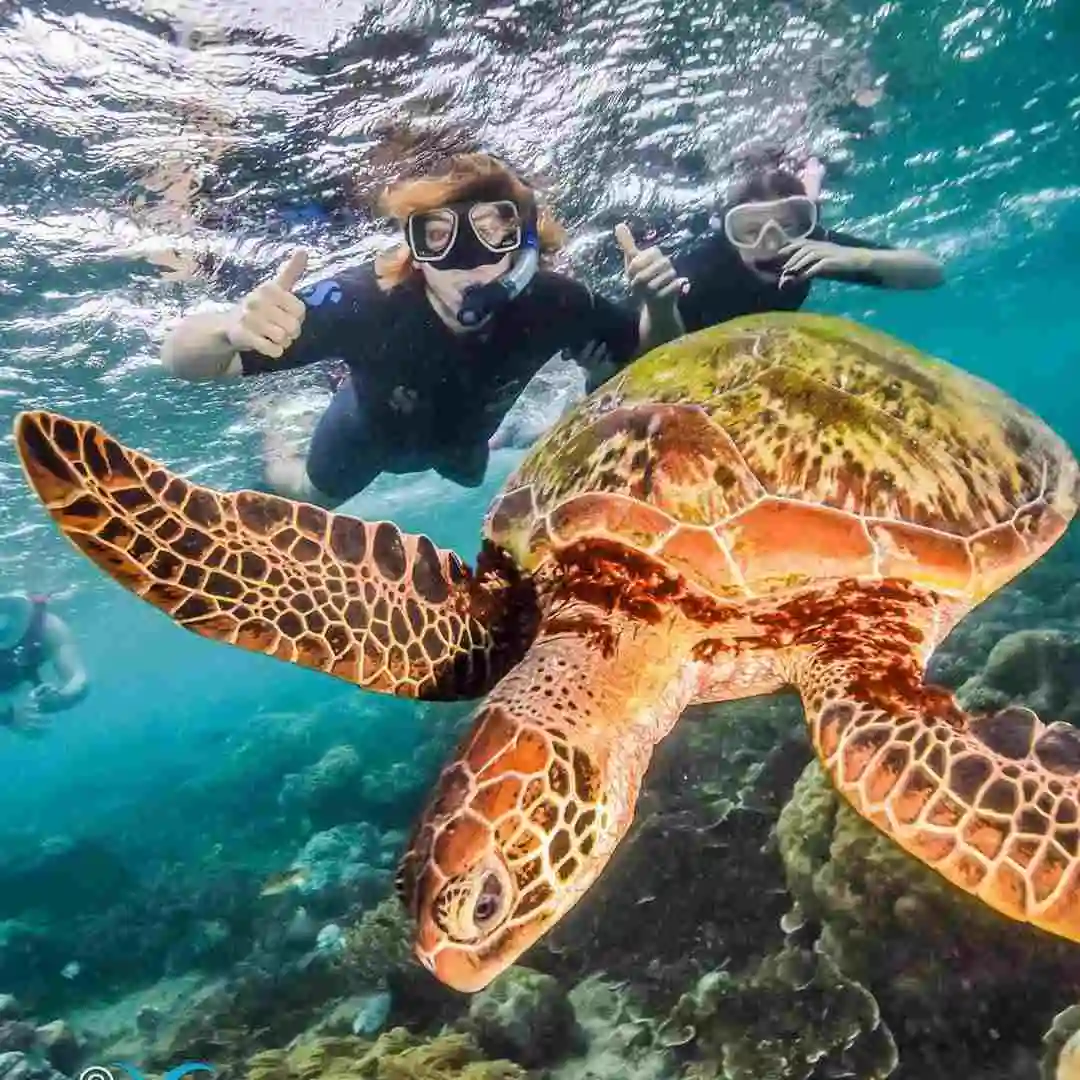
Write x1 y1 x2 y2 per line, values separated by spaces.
738 221 789 268
724 194 817 276
417 255 514 318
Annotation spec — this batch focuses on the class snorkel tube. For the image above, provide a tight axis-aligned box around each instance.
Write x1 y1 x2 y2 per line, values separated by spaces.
457 220 540 328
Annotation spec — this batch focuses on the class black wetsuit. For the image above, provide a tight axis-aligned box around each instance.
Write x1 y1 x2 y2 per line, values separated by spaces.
239 266 640 499
673 223 893 333
0 598 47 695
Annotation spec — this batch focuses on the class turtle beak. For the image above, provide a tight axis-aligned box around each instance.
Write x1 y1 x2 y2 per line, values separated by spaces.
431 947 495 994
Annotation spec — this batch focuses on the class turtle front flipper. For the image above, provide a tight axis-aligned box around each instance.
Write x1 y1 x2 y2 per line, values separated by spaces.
793 605 1080 944
15 410 534 699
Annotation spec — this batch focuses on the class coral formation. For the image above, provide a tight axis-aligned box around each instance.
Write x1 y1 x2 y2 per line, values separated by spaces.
1043 1004 1080 1080
465 967 581 1067
957 628 1080 723
342 898 415 989
777 761 1080 1075
279 746 367 830
553 977 672 1080
666 941 897 1080
290 823 392 918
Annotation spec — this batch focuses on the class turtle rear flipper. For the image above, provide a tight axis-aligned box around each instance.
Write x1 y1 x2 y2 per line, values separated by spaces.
795 612 1080 942
15 410 532 700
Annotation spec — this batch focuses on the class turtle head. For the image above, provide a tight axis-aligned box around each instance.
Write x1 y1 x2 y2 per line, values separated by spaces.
395 699 624 993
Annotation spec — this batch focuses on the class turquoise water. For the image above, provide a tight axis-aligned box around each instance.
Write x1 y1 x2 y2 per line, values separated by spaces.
1 0 1079 1070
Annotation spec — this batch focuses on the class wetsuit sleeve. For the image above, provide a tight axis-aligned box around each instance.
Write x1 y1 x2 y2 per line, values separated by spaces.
819 229 894 286
238 267 369 376
576 289 641 393
670 232 757 330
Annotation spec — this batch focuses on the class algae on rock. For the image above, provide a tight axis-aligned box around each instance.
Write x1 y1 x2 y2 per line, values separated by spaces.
245 1028 526 1080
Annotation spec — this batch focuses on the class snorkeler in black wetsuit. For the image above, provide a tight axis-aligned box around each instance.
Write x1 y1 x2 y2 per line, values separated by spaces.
673 158 944 332
160 153 686 506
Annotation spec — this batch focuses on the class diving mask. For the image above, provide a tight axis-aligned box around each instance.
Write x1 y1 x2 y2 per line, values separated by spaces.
723 195 818 250
406 200 524 269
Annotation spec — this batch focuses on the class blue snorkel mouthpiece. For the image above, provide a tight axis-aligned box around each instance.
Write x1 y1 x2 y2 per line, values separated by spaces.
457 227 540 328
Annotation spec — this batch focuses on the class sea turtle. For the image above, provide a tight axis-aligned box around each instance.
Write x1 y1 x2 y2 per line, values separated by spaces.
13 312 1080 994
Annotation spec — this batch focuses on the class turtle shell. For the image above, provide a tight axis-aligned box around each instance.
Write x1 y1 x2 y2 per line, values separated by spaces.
484 313 1079 604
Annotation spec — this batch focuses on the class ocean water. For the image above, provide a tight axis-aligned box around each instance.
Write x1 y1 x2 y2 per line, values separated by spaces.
1 0 1079 1074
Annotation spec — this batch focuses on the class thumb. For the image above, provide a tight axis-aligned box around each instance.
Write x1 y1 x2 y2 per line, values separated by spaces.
614 223 640 262
271 248 309 291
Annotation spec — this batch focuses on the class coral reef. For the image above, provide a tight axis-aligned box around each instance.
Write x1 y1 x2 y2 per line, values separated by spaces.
957 629 1080 723
465 967 581 1068
342 898 415 989
279 746 368 831
9 554 1080 1080
665 941 897 1080
777 761 1080 1077
552 977 672 1080
288 824 392 919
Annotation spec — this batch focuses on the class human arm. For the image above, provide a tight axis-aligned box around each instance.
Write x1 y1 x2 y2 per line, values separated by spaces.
614 223 687 352
779 231 944 290
160 250 311 380
30 614 89 711
566 291 642 394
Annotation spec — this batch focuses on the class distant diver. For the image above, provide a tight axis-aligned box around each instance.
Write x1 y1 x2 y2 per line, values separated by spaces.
0 592 89 736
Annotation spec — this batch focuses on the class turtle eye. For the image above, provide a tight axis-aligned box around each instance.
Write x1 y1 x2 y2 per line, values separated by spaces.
472 871 507 932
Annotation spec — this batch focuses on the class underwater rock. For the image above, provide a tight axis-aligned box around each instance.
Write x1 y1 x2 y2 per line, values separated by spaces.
281 908 320 951
279 746 366 830
314 924 345 957
245 1028 527 1080
34 1020 82 1074
309 990 391 1039
777 761 1080 1075
135 1004 163 1038
957 628 1080 724
665 941 898 1080
0 1023 36 1054
351 991 392 1037
0 1002 17 1023
165 918 233 975
465 966 582 1068
156 948 353 1071
0 922 63 1010
0 1052 65 1080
